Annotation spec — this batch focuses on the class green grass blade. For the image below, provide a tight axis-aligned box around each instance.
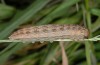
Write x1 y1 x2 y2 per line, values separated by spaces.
0 4 15 20
36 0 80 25
91 8 100 17
92 17 100 32
54 12 82 24
0 43 17 55
0 0 50 39
0 43 24 65
40 43 59 65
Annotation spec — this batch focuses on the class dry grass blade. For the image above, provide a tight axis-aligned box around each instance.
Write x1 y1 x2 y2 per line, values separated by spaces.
59 41 68 65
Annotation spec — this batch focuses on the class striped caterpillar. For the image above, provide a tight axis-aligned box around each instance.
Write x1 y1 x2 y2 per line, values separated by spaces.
9 24 89 42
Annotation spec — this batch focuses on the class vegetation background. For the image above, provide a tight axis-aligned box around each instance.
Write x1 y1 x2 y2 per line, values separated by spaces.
0 0 100 65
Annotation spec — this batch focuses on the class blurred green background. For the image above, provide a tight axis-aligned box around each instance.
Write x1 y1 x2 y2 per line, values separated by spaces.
0 0 100 65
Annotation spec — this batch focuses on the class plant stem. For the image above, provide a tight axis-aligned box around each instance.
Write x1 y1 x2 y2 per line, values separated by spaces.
85 0 92 34
85 0 92 65
0 36 99 43
85 41 92 65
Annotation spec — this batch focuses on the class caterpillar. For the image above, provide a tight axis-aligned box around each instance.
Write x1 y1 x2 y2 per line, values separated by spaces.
9 24 89 42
